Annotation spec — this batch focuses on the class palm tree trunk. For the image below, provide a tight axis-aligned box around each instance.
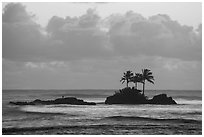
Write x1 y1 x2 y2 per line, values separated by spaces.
143 81 145 95
126 81 128 88
135 82 137 90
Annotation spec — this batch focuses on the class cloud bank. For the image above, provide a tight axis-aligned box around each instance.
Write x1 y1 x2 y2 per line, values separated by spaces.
3 3 202 62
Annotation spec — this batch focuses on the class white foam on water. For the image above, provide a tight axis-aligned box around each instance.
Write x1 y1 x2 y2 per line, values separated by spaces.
19 104 99 117
20 105 74 114
175 99 202 104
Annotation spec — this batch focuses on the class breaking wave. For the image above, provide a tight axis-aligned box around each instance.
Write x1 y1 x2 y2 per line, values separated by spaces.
105 116 201 124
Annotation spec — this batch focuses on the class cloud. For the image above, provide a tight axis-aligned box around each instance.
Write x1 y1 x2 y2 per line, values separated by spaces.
2 3 202 63
3 4 111 62
2 3 34 23
2 3 48 62
108 13 202 61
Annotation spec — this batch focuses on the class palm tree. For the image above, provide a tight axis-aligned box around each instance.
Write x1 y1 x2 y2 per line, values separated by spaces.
131 73 143 90
120 70 133 88
141 69 154 95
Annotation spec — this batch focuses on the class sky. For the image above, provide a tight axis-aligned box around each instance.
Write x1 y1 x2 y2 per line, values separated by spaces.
2 2 202 90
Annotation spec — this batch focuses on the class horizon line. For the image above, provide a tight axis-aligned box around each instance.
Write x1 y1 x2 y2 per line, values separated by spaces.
2 89 202 91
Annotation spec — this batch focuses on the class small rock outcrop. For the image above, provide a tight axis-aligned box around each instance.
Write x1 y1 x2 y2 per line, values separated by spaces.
105 88 177 105
9 97 96 105
148 94 177 104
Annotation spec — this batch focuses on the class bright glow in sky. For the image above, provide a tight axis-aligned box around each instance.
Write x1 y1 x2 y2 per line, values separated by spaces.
19 2 201 28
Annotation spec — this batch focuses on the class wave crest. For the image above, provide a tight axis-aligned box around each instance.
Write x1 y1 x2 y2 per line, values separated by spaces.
105 116 201 124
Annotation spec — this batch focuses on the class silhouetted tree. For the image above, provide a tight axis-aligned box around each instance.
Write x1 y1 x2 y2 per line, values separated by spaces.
120 70 133 88
141 69 154 95
131 73 143 90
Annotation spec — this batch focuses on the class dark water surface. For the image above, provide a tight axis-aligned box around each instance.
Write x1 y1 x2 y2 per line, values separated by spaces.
2 89 202 135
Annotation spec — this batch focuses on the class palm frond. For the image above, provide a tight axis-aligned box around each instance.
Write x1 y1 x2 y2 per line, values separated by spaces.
120 70 134 86
147 79 154 84
142 68 154 84
147 72 152 75
148 76 154 79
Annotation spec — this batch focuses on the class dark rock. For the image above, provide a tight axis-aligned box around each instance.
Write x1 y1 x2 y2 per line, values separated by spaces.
105 88 177 105
9 101 34 105
105 88 148 104
9 97 96 106
149 94 177 104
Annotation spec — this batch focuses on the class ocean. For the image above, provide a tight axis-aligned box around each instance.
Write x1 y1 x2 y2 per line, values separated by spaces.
2 89 202 135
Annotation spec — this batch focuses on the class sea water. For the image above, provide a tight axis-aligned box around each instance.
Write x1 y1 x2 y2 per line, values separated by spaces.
2 89 202 135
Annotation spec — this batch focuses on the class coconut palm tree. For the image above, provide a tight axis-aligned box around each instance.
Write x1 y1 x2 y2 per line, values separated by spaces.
120 70 133 88
141 69 154 95
131 73 143 90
